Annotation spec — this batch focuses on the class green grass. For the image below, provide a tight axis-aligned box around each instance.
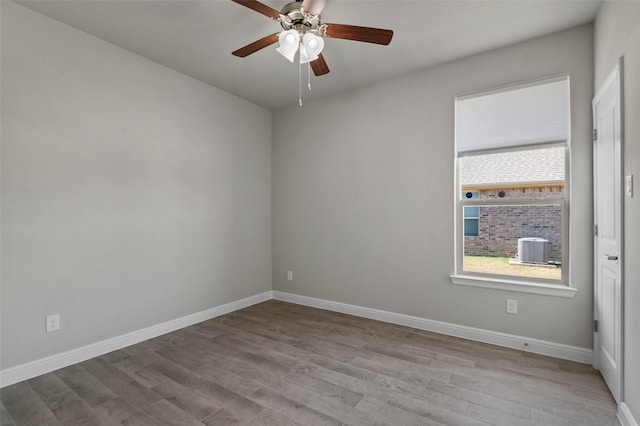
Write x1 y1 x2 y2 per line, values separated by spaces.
464 256 561 280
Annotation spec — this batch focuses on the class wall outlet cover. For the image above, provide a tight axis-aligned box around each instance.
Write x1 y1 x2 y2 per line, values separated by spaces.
46 314 60 333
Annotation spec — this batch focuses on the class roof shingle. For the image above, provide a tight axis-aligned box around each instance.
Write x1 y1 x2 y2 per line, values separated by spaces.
460 147 565 187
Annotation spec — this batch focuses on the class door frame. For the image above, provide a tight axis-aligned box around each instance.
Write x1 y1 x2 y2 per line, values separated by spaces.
592 58 624 402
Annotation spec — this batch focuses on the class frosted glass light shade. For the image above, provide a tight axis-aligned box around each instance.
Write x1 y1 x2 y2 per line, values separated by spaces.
299 33 324 64
276 30 300 62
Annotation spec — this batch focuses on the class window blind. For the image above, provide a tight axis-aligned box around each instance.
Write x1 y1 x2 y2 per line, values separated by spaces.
456 77 570 154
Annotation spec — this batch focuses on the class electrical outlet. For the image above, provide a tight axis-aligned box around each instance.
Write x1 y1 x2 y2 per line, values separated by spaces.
287 271 293 281
506 299 518 314
46 314 60 333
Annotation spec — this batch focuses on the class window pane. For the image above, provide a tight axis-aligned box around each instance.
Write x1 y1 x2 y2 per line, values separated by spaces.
460 147 565 200
464 206 479 218
463 204 562 280
464 218 479 237
461 191 479 200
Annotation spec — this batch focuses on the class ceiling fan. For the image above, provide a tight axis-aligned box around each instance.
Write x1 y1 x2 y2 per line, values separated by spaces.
231 0 394 77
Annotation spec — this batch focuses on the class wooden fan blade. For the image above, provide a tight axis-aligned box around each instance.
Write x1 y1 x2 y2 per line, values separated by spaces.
301 0 326 16
231 0 281 20
322 23 393 45
232 33 279 57
310 53 330 76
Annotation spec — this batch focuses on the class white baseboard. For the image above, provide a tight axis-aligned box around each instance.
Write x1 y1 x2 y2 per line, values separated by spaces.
1 289 596 389
619 402 639 426
272 291 593 364
0 291 273 388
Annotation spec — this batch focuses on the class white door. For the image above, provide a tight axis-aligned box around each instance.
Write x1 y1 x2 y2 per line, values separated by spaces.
593 62 623 403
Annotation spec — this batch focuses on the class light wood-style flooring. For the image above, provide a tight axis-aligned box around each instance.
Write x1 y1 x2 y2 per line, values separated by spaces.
1 300 618 425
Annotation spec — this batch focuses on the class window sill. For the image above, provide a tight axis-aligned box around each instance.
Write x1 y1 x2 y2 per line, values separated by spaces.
449 274 578 298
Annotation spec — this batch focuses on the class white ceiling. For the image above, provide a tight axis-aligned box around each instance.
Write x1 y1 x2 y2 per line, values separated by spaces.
16 0 602 110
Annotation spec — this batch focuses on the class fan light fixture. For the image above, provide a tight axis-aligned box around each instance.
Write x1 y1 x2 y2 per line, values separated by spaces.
275 29 325 106
275 29 300 62
276 30 324 64
231 0 394 107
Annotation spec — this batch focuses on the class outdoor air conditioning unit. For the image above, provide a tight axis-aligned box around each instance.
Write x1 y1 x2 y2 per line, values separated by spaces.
518 237 549 264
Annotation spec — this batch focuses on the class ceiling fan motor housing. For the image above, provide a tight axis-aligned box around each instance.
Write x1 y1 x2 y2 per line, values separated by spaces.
280 1 320 32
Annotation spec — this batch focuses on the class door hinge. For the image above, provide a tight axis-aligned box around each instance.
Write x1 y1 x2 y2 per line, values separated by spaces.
594 224 598 236
593 129 598 142
594 320 599 332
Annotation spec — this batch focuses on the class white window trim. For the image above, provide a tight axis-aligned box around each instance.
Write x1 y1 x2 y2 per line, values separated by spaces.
452 76 576 298
453 197 572 296
449 274 578 298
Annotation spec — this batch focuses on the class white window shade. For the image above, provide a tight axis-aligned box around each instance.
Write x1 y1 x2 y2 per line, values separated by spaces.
456 77 570 154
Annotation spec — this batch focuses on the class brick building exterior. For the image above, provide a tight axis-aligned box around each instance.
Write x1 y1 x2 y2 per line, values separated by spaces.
461 148 564 262
463 186 563 260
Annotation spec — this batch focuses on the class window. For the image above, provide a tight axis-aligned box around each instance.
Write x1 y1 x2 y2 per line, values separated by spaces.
463 192 479 237
451 76 576 297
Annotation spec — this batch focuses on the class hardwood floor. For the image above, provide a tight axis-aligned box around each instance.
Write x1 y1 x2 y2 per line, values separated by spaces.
1 300 618 425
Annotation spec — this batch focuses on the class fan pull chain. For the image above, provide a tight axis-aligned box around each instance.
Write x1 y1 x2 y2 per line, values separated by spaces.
308 63 312 91
299 59 303 106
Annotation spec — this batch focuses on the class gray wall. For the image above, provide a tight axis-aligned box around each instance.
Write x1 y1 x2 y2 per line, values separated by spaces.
595 1 640 420
273 25 594 348
1 2 272 369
